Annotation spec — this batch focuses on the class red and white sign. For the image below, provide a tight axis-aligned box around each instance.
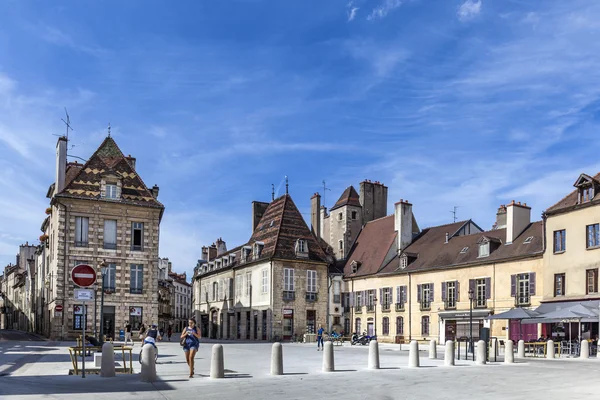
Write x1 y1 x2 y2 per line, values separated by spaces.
55 305 63 312
71 264 97 288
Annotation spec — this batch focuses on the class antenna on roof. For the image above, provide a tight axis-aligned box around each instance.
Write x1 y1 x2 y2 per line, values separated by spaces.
450 206 459 223
107 122 111 137
285 176 289 194
322 180 331 208
271 184 275 201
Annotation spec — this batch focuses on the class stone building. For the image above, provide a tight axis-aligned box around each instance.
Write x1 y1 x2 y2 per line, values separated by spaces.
170 270 192 332
540 172 600 339
41 135 164 340
0 243 37 331
193 194 329 341
343 199 544 343
157 258 174 332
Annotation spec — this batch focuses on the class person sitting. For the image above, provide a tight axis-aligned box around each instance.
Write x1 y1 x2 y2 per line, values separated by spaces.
85 335 101 347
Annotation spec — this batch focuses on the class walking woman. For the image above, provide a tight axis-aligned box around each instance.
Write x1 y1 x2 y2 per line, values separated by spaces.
181 318 201 378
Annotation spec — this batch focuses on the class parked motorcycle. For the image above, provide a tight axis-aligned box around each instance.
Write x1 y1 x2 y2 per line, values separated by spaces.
351 332 364 345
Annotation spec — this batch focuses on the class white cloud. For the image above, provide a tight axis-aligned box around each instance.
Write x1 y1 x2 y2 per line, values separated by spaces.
344 39 410 78
348 6 359 22
367 0 402 21
458 0 482 22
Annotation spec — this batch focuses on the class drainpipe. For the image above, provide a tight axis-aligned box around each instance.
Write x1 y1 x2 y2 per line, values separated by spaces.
326 273 332 332
408 272 412 341
57 200 69 340
269 260 273 341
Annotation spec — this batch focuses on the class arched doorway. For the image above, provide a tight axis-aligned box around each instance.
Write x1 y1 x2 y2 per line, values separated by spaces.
211 309 218 339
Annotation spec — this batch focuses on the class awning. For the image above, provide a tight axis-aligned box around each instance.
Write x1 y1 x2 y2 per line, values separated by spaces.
487 307 539 320
522 301 600 324
439 310 490 320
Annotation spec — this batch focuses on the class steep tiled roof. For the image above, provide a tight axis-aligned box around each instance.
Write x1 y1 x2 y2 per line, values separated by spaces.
343 215 397 278
56 136 163 209
330 186 361 211
380 221 543 274
546 172 600 214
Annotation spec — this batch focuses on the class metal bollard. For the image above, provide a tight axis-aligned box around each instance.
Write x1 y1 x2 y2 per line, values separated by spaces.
210 344 225 379
271 342 283 375
368 340 380 369
444 340 455 366
140 344 157 382
100 342 115 377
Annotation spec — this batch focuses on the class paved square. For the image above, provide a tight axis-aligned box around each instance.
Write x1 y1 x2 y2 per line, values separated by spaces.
1 339 599 399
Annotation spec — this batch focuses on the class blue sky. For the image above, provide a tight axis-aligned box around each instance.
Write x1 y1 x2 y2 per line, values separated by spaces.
1 0 600 277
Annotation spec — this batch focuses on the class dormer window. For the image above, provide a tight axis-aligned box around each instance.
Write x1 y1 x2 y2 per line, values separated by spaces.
229 254 236 265
350 260 361 274
460 247 469 254
478 242 490 258
582 186 594 203
400 255 407 269
523 236 534 244
216 261 221 269
253 242 264 259
295 239 308 258
106 184 118 199
242 246 252 263
223 258 228 267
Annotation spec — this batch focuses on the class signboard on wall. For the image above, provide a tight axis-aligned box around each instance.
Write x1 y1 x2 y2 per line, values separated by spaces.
129 307 142 316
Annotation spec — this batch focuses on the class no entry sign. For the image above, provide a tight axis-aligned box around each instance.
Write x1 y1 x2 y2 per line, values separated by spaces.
71 264 97 287
55 305 63 312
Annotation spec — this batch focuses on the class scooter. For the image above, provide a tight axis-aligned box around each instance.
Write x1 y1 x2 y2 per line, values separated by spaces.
351 332 365 345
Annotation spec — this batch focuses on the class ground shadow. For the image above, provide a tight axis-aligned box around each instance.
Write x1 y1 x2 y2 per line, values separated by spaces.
224 373 252 379
282 372 309 376
332 369 357 372
379 367 400 370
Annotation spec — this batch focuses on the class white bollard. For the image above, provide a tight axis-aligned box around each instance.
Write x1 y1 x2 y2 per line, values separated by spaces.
429 340 437 359
475 340 486 365
546 340 555 359
504 340 514 364
140 344 157 382
322 341 335 372
444 340 455 366
271 342 283 375
491 339 497 361
100 342 115 377
517 340 525 358
408 340 420 368
210 344 225 379
580 340 589 359
368 340 380 369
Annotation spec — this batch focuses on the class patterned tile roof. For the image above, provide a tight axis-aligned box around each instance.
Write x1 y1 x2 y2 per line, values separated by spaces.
330 186 361 211
55 136 163 209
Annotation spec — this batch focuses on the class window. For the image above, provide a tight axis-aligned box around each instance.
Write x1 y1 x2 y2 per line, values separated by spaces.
351 211 357 220
587 224 600 248
582 186 594 202
246 272 252 296
476 278 487 307
516 273 531 305
460 247 469 254
382 287 392 310
382 317 389 335
400 256 407 269
478 242 489 258
445 281 457 309
355 291 363 312
130 264 143 294
307 270 317 293
75 217 89 247
338 212 343 221
587 269 598 294
261 269 268 294
554 273 565 296
419 283 431 310
333 281 341 303
283 268 295 291
296 239 306 253
254 242 263 259
103 263 116 292
236 275 242 297
554 230 566 253
523 236 534 244
103 220 117 249
212 282 218 301
421 316 429 336
355 318 362 333
367 290 375 312
131 222 144 251
396 316 404 335
105 184 118 199
339 240 343 251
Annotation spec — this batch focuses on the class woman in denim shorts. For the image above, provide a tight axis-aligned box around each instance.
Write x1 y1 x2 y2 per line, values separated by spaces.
181 318 201 378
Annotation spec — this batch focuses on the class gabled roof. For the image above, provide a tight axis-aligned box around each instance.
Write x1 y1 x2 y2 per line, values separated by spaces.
330 186 361 211
55 136 163 209
546 172 600 214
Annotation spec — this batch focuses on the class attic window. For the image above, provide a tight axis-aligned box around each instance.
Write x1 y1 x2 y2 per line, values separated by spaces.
270 220 274 227
216 261 221 268
223 258 228 266
400 255 407 269
253 242 264 259
351 260 361 274
460 247 469 254
478 242 490 258
242 246 252 262
581 186 594 203
523 236 534 244
295 239 308 257
106 184 118 199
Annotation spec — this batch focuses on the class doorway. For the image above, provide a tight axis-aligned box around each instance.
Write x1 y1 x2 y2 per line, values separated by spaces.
283 309 293 340
253 313 258 340
445 320 457 341
103 306 115 340
211 310 218 339
306 310 316 334
262 310 268 340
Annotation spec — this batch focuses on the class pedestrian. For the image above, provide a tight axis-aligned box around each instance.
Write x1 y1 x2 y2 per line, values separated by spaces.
181 318 201 378
167 325 172 341
139 323 147 343
317 324 325 351
124 321 133 345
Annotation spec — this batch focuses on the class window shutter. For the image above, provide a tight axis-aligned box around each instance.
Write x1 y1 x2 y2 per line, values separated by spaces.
362 291 367 306
529 272 536 296
469 279 475 295
402 286 407 303
349 292 355 307
396 286 401 303
417 284 422 303
441 282 447 302
429 283 434 302
379 288 383 305
510 275 516 297
485 277 491 299
456 281 460 302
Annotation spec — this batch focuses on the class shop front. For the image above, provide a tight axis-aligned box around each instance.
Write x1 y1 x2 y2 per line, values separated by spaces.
439 310 490 343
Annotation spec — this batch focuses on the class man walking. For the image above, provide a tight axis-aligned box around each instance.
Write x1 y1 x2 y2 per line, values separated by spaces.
124 321 133 345
317 324 325 351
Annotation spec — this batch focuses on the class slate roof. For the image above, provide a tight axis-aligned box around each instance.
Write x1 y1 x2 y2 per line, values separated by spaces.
330 186 361 211
55 136 163 209
546 172 600 214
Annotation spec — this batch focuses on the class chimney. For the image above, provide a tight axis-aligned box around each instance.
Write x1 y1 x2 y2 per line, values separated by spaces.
201 246 209 261
168 260 172 274
360 180 375 223
320 205 328 238
445 232 449 244
495 205 507 229
506 200 531 244
311 193 321 238
216 237 227 256
394 199 413 251
208 244 218 261
151 184 159 198
126 155 136 169
55 136 67 194
252 201 269 232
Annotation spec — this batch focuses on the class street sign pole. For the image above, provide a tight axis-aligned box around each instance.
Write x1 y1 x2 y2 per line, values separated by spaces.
82 300 86 378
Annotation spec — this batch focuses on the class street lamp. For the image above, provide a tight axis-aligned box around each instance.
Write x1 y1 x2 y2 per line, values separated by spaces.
93 282 98 338
468 288 474 359
374 296 377 337
99 261 108 345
